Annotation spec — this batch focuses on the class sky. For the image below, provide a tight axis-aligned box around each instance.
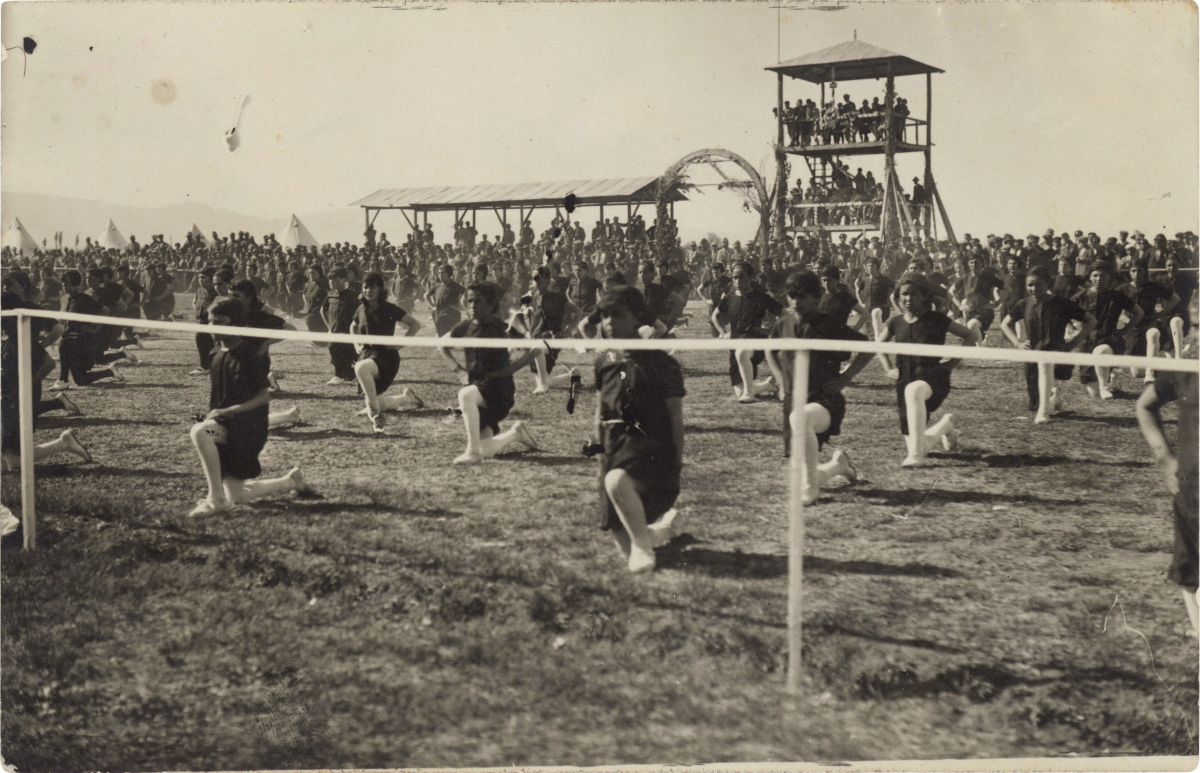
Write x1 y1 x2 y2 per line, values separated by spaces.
2 0 1197 245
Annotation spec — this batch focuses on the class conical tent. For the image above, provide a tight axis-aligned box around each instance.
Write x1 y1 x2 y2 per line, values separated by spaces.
189 224 208 245
3 218 39 254
279 214 318 249
97 219 129 250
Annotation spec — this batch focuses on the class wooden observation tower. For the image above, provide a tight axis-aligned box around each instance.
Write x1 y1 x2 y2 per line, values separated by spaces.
767 40 955 248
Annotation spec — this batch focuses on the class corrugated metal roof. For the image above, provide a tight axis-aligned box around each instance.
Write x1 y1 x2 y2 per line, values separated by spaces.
351 176 685 210
766 39 942 84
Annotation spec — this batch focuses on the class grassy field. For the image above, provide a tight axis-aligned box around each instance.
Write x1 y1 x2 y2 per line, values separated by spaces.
1 296 1197 771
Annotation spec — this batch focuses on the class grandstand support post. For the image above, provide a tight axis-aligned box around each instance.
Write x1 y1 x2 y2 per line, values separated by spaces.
774 73 788 242
17 313 36 549
786 349 810 693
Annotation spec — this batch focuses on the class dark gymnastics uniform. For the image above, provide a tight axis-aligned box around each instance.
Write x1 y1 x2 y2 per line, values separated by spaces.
718 290 784 387
954 271 1001 332
354 299 409 393
1130 281 1172 357
245 303 287 375
595 349 686 532
1154 372 1198 592
771 310 867 455
1077 287 1135 383
856 274 895 322
1009 294 1088 410
194 285 218 370
450 317 522 435
816 286 859 329
209 340 270 481
59 290 111 386
432 280 465 337
324 288 359 381
528 289 568 373
888 310 953 435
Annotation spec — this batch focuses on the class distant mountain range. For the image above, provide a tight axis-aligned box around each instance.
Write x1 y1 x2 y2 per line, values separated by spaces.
1 191 369 247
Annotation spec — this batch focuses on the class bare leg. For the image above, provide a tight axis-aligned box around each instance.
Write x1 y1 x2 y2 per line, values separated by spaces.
268 406 301 428
966 318 985 347
378 387 423 411
224 466 306 504
1170 316 1185 358
1092 344 1114 399
1034 362 1053 424
531 351 552 394
735 348 773 402
2 429 93 470
189 420 228 507
479 421 536 458
902 380 932 466
603 468 655 573
455 385 485 463
1144 328 1161 383
354 358 381 414
1183 588 1199 639
791 403 839 504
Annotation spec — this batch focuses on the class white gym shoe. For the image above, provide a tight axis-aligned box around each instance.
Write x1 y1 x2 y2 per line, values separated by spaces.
0 506 20 537
647 508 684 547
189 368 209 377
513 421 538 452
453 449 483 465
324 376 346 386
49 380 71 391
58 393 82 416
833 449 857 483
287 466 317 497
1098 386 1114 401
61 429 92 463
368 412 386 434
121 348 139 365
627 541 656 574
108 363 126 383
940 416 959 451
188 498 229 517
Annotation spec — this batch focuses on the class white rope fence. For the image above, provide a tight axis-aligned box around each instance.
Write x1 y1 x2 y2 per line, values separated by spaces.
2 306 1196 693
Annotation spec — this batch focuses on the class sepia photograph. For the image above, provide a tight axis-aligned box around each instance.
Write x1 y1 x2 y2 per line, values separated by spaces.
1 1 1198 770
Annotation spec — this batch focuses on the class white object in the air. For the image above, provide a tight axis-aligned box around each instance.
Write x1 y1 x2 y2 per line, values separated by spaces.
225 95 251 153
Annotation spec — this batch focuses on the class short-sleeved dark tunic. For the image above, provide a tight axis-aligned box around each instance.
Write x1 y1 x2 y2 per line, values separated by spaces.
209 340 270 480
595 350 686 531
888 310 953 434
450 317 521 434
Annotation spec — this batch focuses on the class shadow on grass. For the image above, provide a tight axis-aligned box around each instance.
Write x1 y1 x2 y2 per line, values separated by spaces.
971 452 1152 469
1056 412 1144 429
656 545 963 580
99 382 190 390
37 417 168 428
685 424 776 436
36 464 192 479
813 621 966 655
521 454 591 467
269 391 361 402
253 500 462 519
855 486 1078 508
271 427 364 441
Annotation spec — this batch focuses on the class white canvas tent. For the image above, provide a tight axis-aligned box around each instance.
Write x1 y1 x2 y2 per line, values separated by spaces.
3 218 39 255
189 224 208 245
97 219 129 250
279 214 318 249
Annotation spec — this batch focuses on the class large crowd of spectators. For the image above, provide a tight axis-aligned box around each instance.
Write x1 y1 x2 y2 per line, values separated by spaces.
3 220 1195 334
